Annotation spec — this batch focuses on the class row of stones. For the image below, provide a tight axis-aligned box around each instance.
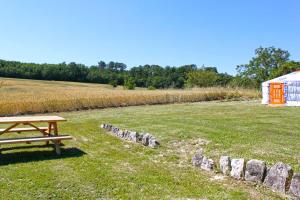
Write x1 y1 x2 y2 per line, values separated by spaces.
100 124 159 148
192 149 300 198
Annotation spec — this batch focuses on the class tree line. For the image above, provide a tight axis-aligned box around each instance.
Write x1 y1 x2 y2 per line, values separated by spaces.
0 60 232 89
0 46 299 89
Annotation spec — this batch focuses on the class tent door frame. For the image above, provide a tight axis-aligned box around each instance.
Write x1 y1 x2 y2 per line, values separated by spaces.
269 82 285 105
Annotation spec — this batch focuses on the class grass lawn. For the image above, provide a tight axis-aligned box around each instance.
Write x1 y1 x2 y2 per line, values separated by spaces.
0 101 299 199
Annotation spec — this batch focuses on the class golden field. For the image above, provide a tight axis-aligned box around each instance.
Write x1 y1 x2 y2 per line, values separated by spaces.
0 77 260 116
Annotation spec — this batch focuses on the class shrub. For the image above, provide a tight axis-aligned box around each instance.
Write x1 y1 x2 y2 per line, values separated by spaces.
186 70 219 88
147 86 156 90
109 80 118 88
229 76 258 89
124 77 136 90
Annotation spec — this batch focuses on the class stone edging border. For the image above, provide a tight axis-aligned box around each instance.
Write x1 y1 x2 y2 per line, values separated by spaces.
100 124 160 148
192 149 300 199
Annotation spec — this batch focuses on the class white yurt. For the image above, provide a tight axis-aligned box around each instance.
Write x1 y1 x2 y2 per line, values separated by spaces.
262 71 300 106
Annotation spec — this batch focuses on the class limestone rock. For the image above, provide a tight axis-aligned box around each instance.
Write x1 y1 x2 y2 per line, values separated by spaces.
289 174 300 198
100 124 159 148
230 158 245 180
201 156 214 171
137 133 144 142
123 130 130 140
117 130 125 138
129 131 139 142
101 124 109 129
191 149 203 167
113 127 120 134
106 124 112 131
245 159 266 183
142 133 151 146
111 127 117 134
220 156 231 175
148 137 159 148
263 162 293 194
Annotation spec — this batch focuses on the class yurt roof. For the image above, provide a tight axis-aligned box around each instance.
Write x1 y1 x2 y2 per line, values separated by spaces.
262 71 300 86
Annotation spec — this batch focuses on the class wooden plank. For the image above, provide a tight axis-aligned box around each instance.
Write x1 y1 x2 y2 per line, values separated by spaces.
47 123 52 134
24 122 49 135
46 123 53 145
0 127 48 133
0 135 72 144
0 123 20 135
0 116 66 124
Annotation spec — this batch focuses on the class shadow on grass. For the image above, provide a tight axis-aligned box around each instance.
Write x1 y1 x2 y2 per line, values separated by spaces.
0 145 86 166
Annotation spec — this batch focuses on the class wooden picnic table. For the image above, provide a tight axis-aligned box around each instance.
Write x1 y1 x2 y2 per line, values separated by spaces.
0 116 72 155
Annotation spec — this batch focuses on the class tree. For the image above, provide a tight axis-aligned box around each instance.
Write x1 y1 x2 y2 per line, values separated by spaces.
109 79 118 87
0 59 236 89
202 66 218 73
217 73 233 86
186 70 219 87
124 76 136 90
236 47 290 86
270 61 300 78
229 76 257 88
98 61 106 70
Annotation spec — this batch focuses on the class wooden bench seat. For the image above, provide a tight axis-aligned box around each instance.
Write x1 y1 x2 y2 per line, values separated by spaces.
0 127 48 133
0 135 72 155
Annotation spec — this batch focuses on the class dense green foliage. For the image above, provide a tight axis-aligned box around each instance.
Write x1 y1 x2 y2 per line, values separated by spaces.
186 69 219 87
236 47 300 88
124 76 136 90
0 46 299 89
0 60 231 89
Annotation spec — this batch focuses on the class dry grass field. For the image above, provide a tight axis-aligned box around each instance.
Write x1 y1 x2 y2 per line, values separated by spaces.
0 78 260 116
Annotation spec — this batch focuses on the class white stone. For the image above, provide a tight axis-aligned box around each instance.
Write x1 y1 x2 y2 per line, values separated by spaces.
230 158 245 180
245 159 266 183
191 149 203 167
289 174 300 198
148 137 159 148
201 156 214 171
264 162 293 194
129 131 138 142
142 133 152 146
220 156 231 175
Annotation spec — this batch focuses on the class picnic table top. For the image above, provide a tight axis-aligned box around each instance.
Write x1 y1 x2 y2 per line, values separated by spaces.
0 116 66 124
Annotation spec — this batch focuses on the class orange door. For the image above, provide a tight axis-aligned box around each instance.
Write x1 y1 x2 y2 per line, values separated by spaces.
269 83 285 104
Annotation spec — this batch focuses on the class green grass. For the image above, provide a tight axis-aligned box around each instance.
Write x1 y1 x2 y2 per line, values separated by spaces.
0 101 299 199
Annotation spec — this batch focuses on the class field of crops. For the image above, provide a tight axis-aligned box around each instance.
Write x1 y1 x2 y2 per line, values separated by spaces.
0 78 260 116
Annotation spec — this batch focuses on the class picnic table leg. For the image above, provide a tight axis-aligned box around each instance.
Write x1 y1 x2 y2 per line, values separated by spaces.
52 122 61 155
54 141 61 155
46 122 52 145
53 122 59 137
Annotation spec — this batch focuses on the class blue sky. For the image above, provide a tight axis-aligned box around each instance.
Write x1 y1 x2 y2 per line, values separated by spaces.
0 0 299 74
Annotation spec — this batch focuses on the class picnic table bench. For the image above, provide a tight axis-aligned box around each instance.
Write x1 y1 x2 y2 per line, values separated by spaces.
0 116 73 155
